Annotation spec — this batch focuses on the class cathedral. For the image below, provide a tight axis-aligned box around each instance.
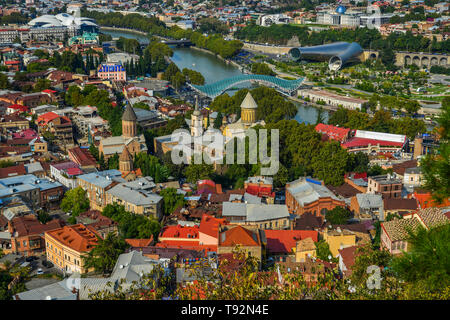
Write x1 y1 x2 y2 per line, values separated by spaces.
98 104 148 160
223 92 264 140
153 92 264 166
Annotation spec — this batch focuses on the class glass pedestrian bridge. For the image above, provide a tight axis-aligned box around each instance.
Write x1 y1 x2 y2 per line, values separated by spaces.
190 74 305 99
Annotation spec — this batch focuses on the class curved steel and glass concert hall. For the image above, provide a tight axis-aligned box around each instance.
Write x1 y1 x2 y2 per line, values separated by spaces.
288 42 363 71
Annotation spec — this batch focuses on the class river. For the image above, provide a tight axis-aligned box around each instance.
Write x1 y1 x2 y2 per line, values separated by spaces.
100 28 328 124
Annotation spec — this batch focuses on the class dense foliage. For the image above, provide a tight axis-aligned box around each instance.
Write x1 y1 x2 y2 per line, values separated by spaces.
324 206 352 225
328 108 427 140
236 24 450 53
60 187 90 218
250 62 276 76
210 87 297 122
82 10 243 59
124 41 171 78
159 188 186 216
420 97 450 203
102 204 161 239
65 85 123 136
134 152 170 183
83 233 129 275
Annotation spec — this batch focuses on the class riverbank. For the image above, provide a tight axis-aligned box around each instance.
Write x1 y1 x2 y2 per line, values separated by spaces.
100 26 149 37
99 26 331 124
288 96 337 112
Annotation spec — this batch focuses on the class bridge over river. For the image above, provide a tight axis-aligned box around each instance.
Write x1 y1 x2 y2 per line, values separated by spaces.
189 74 305 99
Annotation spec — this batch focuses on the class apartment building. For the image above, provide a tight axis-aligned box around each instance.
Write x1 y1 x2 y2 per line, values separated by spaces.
45 224 99 274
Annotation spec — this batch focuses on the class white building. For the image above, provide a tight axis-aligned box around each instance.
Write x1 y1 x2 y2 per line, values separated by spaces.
298 89 368 110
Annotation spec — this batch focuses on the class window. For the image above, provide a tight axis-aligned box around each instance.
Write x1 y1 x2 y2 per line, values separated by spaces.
23 241 27 247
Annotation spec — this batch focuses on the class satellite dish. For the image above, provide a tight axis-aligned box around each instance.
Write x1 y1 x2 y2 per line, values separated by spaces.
328 255 332 260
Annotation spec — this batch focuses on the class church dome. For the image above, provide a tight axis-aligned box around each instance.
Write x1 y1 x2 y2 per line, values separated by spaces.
240 92 258 109
122 104 137 121
336 6 347 14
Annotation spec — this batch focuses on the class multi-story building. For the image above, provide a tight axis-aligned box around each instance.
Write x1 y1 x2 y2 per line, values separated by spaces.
45 224 99 274
8 215 64 256
50 161 84 189
105 177 163 219
16 92 54 108
402 167 423 187
342 130 407 154
286 177 345 217
350 193 384 221
37 112 74 149
244 176 275 203
367 174 403 199
218 225 265 264
298 89 368 110
68 147 98 171
97 63 126 81
0 114 29 132
381 207 449 254
221 202 290 230
76 210 118 239
158 214 226 253
0 174 64 210
77 169 124 210
323 227 356 258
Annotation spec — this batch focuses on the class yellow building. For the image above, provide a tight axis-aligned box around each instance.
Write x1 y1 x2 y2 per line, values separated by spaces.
295 237 317 262
323 228 356 257
44 224 98 274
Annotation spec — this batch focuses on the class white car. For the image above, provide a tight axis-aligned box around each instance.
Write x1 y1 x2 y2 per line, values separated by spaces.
37 268 44 275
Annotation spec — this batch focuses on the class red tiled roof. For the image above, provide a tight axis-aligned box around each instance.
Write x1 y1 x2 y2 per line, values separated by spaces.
198 214 226 238
159 224 199 240
0 163 26 179
12 129 38 140
7 104 29 112
66 167 84 176
10 215 64 238
45 224 98 253
265 230 318 254
410 190 450 209
68 147 97 167
219 226 260 247
342 137 404 149
315 123 351 142
37 112 59 125
338 245 358 274
125 237 153 247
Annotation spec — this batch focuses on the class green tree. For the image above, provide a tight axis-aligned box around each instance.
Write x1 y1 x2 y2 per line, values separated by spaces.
325 206 352 225
420 98 450 203
102 204 161 239
311 141 349 186
37 211 51 224
315 240 336 262
83 233 129 275
184 161 215 184
390 223 450 293
60 187 90 217
159 188 185 216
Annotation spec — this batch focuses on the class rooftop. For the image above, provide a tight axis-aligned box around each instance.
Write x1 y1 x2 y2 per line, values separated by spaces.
265 230 318 254
222 202 289 222
287 177 340 207
219 225 261 247
45 224 99 253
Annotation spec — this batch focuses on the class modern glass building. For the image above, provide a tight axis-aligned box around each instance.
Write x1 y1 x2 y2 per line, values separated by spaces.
288 42 364 71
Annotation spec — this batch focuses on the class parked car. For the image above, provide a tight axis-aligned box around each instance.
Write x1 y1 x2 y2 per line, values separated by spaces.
36 268 44 275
